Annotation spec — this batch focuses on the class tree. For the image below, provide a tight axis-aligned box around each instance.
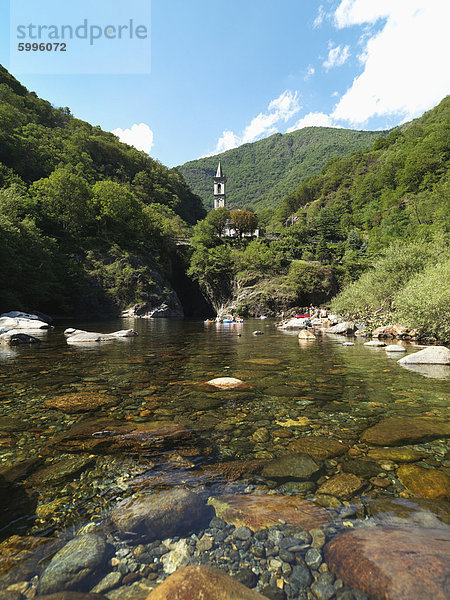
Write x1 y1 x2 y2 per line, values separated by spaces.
205 207 230 236
229 209 258 238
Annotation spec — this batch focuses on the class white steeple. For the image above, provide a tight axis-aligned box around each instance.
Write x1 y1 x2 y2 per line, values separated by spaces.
213 161 227 209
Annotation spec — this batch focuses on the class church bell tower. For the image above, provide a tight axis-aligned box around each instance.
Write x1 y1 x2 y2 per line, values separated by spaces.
213 161 227 209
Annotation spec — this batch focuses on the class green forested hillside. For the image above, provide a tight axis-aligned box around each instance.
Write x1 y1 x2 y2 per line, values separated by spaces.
0 66 205 317
188 97 450 340
178 127 386 214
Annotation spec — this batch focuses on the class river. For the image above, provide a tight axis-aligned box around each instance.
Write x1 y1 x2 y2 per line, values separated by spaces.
0 318 448 598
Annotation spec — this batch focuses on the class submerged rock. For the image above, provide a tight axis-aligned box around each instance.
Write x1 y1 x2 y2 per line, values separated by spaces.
288 437 348 460
397 464 450 500
317 473 364 499
38 534 112 594
110 488 210 541
364 340 386 347
385 344 407 352
261 453 321 481
367 446 427 463
147 565 266 599
208 494 329 531
324 526 450 600
298 329 316 340
47 418 195 455
360 417 450 446
206 377 246 389
398 346 450 365
44 393 116 413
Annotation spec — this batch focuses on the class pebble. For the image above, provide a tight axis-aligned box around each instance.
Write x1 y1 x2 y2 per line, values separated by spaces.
305 548 323 569
234 526 252 541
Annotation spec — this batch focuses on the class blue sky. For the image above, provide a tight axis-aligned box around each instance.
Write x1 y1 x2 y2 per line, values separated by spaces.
1 1 449 167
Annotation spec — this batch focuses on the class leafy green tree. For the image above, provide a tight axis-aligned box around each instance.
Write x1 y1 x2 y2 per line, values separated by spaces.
229 209 258 238
205 207 230 236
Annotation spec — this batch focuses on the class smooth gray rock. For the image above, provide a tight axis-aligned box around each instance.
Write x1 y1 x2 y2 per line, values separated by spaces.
38 534 112 594
398 346 450 365
326 322 355 335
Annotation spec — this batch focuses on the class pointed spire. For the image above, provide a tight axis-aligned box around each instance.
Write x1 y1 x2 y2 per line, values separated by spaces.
215 161 223 178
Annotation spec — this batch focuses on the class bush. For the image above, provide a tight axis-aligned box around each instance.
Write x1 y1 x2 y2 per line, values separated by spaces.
393 259 450 342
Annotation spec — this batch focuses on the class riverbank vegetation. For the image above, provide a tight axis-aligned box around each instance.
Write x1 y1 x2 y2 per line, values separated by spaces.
0 66 205 316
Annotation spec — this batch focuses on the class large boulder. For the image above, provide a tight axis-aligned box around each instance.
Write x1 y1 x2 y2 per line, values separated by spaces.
398 346 450 365
66 330 138 343
360 417 450 446
298 329 316 340
372 324 410 338
325 321 355 335
0 316 50 329
324 526 450 600
38 534 112 594
208 494 329 531
146 565 266 599
110 488 210 541
1 311 52 323
278 318 310 329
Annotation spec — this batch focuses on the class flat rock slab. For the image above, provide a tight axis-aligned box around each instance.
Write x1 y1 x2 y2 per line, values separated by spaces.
324 526 450 600
36 594 108 600
208 494 329 531
398 346 450 365
44 393 116 413
288 437 348 460
397 464 450 500
47 419 194 455
111 488 210 541
367 446 427 463
360 417 450 446
317 473 364 499
147 565 266 599
29 455 95 487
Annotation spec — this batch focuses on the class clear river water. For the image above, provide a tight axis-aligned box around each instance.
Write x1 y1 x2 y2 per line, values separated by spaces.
0 318 448 598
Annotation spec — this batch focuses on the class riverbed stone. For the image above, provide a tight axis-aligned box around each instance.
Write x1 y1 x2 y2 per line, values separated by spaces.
288 437 348 461
111 488 210 541
360 417 450 446
363 340 386 347
261 453 321 480
397 464 450 500
341 457 381 478
385 345 406 352
205 377 247 389
47 418 195 455
367 446 427 463
398 346 450 365
324 526 450 600
146 565 267 599
208 494 329 531
326 322 355 335
29 456 95 487
161 539 191 574
317 473 364 499
36 594 108 600
44 393 116 414
38 534 112 594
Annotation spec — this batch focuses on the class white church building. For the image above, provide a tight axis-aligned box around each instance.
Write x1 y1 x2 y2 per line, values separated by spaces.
213 162 259 238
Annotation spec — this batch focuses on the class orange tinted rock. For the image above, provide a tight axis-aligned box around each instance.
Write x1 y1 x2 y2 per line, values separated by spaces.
317 473 364 499
147 565 266 599
325 526 450 600
208 494 329 531
288 437 348 460
199 460 267 481
360 417 450 446
397 465 450 500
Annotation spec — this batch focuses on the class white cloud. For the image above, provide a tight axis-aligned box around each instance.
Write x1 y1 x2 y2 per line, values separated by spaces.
313 5 326 28
304 65 315 80
112 123 154 153
287 112 337 132
331 0 450 125
323 43 351 70
207 90 301 155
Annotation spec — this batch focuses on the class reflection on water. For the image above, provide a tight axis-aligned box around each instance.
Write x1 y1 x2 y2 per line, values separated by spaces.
0 318 448 594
